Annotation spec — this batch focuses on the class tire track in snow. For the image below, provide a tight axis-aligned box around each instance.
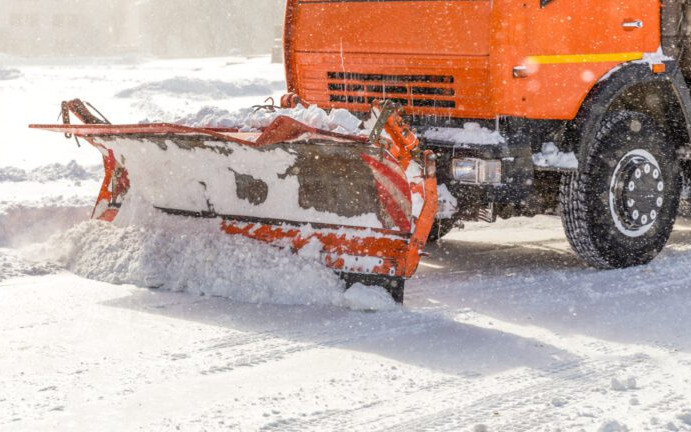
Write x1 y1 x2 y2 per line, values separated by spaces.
382 354 690 432
256 351 691 432
256 358 597 431
185 311 453 378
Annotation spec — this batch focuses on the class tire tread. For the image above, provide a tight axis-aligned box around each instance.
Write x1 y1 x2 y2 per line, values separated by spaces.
559 111 674 269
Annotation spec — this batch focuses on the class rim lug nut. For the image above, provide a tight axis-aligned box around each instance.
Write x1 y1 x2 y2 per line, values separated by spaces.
610 153 663 233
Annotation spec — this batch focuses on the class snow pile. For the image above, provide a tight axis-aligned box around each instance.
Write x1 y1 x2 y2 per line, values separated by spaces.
0 67 21 80
35 216 399 310
177 103 363 135
0 161 101 183
116 77 285 100
532 142 578 170
0 166 27 182
29 161 101 183
36 217 346 307
423 122 505 145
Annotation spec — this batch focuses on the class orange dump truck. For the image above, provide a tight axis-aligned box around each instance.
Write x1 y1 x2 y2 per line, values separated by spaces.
283 0 691 269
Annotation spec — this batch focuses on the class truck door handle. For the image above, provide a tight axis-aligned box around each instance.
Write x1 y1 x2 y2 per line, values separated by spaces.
622 20 643 29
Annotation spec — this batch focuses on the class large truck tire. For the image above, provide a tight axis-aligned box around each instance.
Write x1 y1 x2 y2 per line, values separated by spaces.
560 111 681 269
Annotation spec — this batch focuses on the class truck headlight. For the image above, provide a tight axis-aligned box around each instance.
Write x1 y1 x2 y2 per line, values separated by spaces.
451 158 502 184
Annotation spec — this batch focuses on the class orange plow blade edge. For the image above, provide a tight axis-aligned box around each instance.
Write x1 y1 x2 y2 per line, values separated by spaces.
30 100 437 301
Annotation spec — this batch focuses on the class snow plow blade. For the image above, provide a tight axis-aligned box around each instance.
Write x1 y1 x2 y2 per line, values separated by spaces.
30 99 437 301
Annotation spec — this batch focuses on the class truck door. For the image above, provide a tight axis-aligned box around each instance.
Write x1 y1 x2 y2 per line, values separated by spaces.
498 0 661 119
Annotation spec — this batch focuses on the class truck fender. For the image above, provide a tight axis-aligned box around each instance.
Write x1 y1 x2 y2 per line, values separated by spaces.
565 61 691 159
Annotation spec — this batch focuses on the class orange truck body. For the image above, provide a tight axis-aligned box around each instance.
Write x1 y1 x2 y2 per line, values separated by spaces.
283 0 691 271
285 0 660 120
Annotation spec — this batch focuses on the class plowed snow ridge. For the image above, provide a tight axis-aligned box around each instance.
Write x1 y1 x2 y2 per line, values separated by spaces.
33 216 397 310
36 217 345 306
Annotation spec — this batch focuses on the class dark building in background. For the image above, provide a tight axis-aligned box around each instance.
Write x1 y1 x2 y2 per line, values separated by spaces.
0 0 285 58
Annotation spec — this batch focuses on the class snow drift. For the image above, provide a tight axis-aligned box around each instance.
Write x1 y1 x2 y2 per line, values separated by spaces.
0 162 102 247
0 161 101 183
33 208 401 310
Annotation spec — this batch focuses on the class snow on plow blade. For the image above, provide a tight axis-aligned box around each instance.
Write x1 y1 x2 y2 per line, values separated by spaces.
31 100 437 298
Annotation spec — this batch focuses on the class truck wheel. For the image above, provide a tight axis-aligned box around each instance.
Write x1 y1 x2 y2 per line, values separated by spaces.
560 110 681 269
427 218 455 242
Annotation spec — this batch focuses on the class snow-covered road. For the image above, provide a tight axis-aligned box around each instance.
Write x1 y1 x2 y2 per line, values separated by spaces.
2 217 691 431
2 56 691 431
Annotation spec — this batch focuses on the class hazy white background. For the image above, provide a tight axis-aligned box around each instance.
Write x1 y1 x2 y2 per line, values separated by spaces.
0 0 285 58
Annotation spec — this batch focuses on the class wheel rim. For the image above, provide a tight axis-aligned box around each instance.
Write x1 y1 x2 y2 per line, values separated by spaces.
609 149 664 238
